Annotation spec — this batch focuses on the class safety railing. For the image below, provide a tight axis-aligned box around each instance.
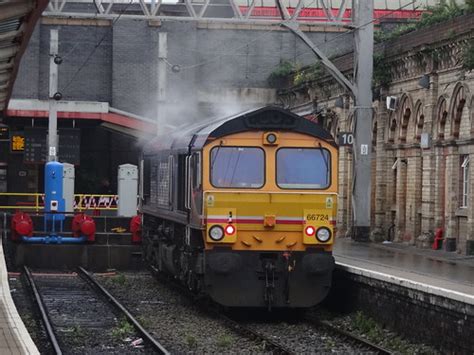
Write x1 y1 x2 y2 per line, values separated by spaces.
0 193 119 212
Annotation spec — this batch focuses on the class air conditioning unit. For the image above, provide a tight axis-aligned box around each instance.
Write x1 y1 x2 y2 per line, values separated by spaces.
386 96 397 111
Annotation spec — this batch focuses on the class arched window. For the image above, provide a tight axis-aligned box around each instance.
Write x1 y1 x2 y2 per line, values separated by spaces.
437 98 448 140
414 102 424 142
451 85 466 139
388 113 397 143
372 120 378 149
398 96 411 142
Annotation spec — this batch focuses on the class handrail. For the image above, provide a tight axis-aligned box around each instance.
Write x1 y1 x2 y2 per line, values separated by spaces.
0 193 119 211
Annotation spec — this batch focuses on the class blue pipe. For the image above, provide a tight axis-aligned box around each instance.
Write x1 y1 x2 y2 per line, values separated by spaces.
21 236 88 244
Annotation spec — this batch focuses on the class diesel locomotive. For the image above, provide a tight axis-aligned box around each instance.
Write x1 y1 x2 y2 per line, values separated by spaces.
140 106 338 308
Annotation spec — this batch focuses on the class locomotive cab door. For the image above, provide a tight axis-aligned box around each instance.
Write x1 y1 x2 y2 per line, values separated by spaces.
187 152 202 228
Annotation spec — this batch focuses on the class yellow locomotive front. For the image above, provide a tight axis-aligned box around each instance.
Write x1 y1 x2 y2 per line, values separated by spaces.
201 129 337 308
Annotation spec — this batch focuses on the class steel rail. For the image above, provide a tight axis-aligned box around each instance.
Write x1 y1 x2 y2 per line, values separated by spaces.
147 265 294 354
219 313 296 355
77 267 170 355
307 317 393 355
23 266 62 355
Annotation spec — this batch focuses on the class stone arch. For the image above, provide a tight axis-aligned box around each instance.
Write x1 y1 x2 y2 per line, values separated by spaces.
413 100 424 142
326 110 339 139
387 111 397 143
347 112 355 132
471 95 474 134
398 94 413 143
448 83 469 139
435 96 448 140
372 117 378 148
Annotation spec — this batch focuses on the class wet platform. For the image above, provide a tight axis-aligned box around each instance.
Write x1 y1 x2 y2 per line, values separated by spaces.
333 237 474 304
0 239 39 354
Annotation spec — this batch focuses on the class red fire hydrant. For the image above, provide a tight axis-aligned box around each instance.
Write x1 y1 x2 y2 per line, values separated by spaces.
11 211 33 241
72 214 96 242
130 215 142 244
432 228 444 250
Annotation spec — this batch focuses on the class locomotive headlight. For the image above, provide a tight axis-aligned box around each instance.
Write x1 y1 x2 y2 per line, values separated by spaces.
263 132 279 145
316 227 331 242
266 133 277 144
209 225 224 241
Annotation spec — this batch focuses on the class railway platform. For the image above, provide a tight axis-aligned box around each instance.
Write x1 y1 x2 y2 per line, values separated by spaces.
333 237 474 303
0 239 39 354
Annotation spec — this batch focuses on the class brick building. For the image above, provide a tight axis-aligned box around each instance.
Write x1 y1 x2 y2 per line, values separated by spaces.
279 14 474 254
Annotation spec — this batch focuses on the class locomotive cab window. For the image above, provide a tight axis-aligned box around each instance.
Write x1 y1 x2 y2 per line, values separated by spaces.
277 148 330 189
210 147 265 188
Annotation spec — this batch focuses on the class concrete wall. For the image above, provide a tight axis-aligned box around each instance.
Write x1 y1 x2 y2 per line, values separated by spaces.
327 268 474 354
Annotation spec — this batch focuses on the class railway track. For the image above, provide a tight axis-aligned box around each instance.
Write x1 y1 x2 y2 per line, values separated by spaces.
305 316 393 355
147 265 294 353
23 266 169 355
148 265 393 354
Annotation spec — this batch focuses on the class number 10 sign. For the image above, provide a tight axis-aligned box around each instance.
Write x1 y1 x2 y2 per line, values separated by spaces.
337 132 353 146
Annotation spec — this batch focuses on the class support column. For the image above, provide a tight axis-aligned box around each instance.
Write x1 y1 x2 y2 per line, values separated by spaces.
433 146 446 230
157 32 167 131
467 147 474 254
406 150 422 243
374 105 388 230
351 0 374 241
445 147 459 240
395 150 407 241
48 29 59 162
421 73 438 234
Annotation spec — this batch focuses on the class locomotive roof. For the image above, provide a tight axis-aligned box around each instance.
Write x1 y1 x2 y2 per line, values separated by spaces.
144 106 336 153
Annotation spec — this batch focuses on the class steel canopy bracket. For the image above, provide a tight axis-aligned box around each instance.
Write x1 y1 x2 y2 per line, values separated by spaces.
281 21 356 97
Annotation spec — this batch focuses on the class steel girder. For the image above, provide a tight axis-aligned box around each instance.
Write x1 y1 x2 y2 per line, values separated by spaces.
43 0 354 27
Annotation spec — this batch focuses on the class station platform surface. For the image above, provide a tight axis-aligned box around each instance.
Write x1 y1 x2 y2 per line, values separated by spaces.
333 237 474 304
0 237 39 354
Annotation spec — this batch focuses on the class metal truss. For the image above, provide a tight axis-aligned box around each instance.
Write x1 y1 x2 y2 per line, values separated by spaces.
44 0 354 27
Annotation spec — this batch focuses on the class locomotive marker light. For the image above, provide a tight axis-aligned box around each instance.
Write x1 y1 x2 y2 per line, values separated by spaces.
209 225 224 241
305 226 316 236
316 227 331 242
225 224 236 236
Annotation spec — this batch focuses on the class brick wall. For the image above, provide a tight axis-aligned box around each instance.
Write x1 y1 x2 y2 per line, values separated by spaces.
280 13 474 254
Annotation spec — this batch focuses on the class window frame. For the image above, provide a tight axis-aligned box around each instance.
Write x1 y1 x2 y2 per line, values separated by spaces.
275 147 332 190
209 146 266 189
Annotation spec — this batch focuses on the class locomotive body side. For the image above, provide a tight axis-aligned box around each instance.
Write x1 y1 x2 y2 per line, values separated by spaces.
140 107 338 308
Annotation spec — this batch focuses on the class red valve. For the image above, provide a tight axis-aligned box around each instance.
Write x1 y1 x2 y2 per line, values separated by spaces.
11 211 33 241
130 215 142 244
72 214 96 242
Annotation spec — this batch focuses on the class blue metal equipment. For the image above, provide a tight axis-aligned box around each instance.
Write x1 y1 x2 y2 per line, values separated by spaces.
43 161 66 239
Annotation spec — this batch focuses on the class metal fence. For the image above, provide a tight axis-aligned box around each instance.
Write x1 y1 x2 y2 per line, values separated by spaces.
0 193 118 212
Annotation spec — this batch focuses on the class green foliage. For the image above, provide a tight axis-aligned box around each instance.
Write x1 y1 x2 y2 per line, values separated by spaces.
375 0 470 43
216 334 233 348
268 61 295 87
352 311 378 334
111 319 134 340
111 273 127 286
467 0 474 12
65 325 88 346
293 62 323 86
136 315 151 329
186 335 198 349
463 41 474 70
373 53 391 88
